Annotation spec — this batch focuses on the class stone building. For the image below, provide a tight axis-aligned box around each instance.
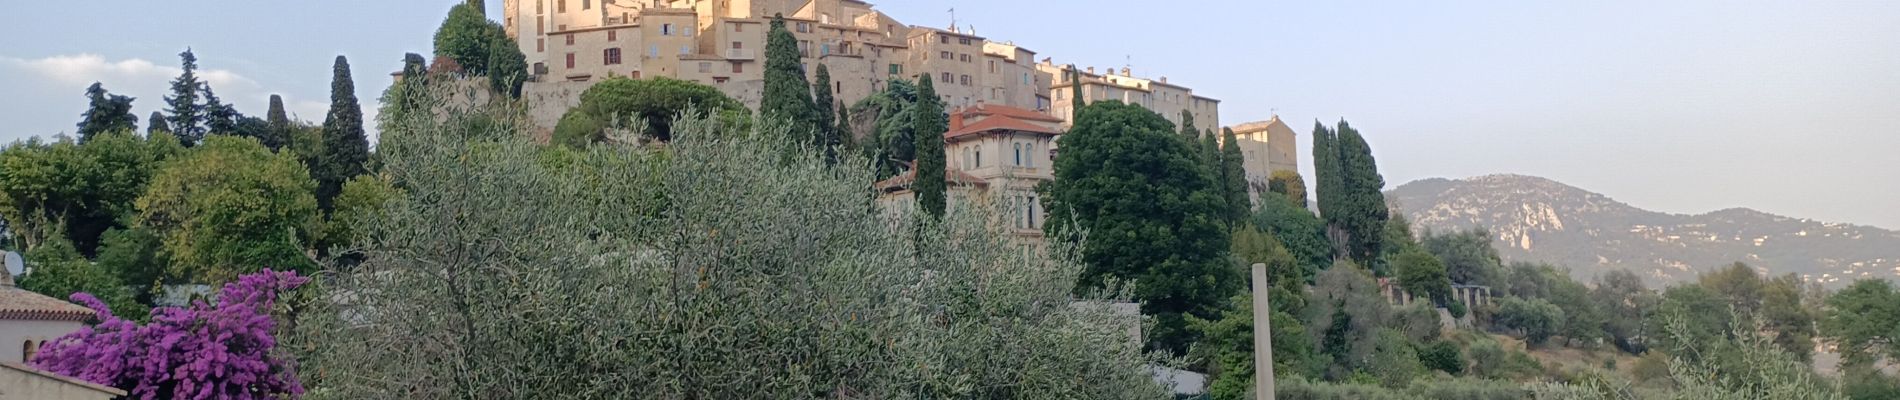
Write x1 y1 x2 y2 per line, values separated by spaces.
502 0 1212 128
1040 62 1221 131
875 104 1062 250
1227 115 1300 202
0 270 92 365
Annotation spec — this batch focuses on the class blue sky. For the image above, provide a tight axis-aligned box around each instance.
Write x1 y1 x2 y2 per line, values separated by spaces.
2 1 1896 229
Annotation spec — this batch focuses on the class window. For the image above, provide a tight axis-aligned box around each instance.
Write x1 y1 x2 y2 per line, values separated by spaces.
608 30 617 41
940 51 951 60
889 64 901 75
960 75 971 86
24 340 40 363
680 45 690 55
1028 196 1038 228
1022 73 1030 85
537 0 543 14
989 60 997 73
732 41 743 49
565 34 575 45
959 38 972 45
960 54 970 63
558 0 567 13
648 45 659 57
684 26 695 37
820 43 830 56
940 72 952 83
800 41 811 57
583 0 591 9
836 81 842 94
538 17 544 34
732 62 744 73
565 52 575 69
939 35 949 44
662 24 673 36
975 148 982 167
796 22 810 33
604 48 622 65
735 23 745 32
821 13 832 24
699 62 711 73
1014 142 1022 166
1026 143 1036 167
537 38 546 52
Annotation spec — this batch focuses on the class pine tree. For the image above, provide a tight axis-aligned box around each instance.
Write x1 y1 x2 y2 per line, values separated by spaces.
1220 127 1250 222
77 82 138 142
760 14 818 147
317 55 369 213
912 76 948 219
811 64 837 154
165 49 207 146
264 95 290 151
203 86 241 136
147 111 171 137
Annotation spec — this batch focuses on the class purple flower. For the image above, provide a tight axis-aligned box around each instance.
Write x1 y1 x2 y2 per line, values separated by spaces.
31 269 310 400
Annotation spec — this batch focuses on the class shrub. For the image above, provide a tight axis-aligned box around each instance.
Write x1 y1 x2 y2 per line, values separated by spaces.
1418 340 1465 375
291 101 1169 399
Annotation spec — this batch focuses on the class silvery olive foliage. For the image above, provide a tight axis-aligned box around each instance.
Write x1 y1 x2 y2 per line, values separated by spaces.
1529 313 1845 400
291 85 1171 399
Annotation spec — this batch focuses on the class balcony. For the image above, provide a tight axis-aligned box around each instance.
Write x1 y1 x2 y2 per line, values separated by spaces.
726 49 755 60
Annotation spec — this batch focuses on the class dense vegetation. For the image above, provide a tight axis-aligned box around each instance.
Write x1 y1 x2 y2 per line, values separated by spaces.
5 4 1897 399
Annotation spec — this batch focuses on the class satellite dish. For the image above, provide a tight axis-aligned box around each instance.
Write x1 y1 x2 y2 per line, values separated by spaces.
4 251 23 278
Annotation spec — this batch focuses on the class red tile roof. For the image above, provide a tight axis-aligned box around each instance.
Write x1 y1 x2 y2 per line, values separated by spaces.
944 116 1062 140
963 104 1064 123
0 285 96 322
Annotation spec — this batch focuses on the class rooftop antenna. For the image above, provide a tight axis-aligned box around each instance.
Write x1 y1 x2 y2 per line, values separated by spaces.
948 7 957 31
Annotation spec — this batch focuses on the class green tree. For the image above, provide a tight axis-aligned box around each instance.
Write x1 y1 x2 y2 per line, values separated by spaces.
0 132 181 255
146 111 170 137
433 4 496 75
575 77 744 143
318 55 370 213
1044 100 1236 354
202 85 241 136
1592 269 1657 353
94 225 169 305
1191 296 1319 400
322 174 403 268
1231 227 1307 315
1392 246 1451 305
1417 340 1464 375
164 49 207 146
136 136 319 284
1422 228 1504 287
1306 264 1392 379
1178 110 1200 148
1252 195 1331 280
1651 284 1732 360
487 31 528 98
911 76 947 218
858 79 918 177
811 64 836 149
1268 170 1307 206
833 100 853 156
760 14 819 145
1496 297 1564 345
1822 279 1900 367
17 237 146 321
1325 121 1388 268
1220 127 1249 222
552 109 605 149
77 83 138 142
263 94 292 151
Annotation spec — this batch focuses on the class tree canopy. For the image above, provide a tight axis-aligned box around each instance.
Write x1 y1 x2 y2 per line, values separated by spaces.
573 77 744 144
77 83 138 142
136 136 319 284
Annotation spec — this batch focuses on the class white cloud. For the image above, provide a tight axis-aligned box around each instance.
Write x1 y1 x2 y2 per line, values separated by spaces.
2 54 257 90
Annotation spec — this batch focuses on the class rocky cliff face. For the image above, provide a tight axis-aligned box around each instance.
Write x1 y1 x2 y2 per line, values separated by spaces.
1388 174 1900 286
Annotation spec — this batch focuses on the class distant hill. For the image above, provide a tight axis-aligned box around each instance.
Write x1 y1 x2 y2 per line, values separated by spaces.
1386 174 1900 287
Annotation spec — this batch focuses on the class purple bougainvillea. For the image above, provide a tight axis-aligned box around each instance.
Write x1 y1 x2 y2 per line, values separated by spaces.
31 269 308 400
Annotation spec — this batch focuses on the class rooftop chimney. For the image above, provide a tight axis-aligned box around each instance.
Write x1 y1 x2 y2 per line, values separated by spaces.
1086 66 1095 74
949 109 966 131
1121 67 1131 77
1159 76 1168 83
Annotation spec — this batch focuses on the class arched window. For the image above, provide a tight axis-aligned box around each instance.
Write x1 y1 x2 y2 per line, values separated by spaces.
23 340 39 362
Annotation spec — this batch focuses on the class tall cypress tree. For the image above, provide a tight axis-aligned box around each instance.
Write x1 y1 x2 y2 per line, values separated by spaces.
835 100 853 153
760 14 818 148
317 55 369 213
912 76 948 219
264 95 291 151
1220 127 1249 222
811 64 837 152
1178 110 1199 147
77 82 138 142
147 111 171 137
1310 121 1345 262
1068 65 1085 120
1333 121 1388 269
202 86 240 135
165 49 207 146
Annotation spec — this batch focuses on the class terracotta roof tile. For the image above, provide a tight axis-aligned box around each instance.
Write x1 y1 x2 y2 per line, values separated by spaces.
944 116 1061 141
964 104 1064 123
0 285 96 322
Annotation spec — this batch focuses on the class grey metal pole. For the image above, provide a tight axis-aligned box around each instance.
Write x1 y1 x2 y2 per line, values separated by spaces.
1251 263 1275 400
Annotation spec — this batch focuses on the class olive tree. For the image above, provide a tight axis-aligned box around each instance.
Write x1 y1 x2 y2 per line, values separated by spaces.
291 93 1170 399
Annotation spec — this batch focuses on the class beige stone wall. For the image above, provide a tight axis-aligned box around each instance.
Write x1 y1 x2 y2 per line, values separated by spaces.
1037 62 1220 131
0 319 83 364
1228 117 1300 203
0 363 121 400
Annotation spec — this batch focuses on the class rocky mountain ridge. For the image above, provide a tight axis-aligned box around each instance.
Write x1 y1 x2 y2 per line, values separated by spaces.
1387 174 1900 286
